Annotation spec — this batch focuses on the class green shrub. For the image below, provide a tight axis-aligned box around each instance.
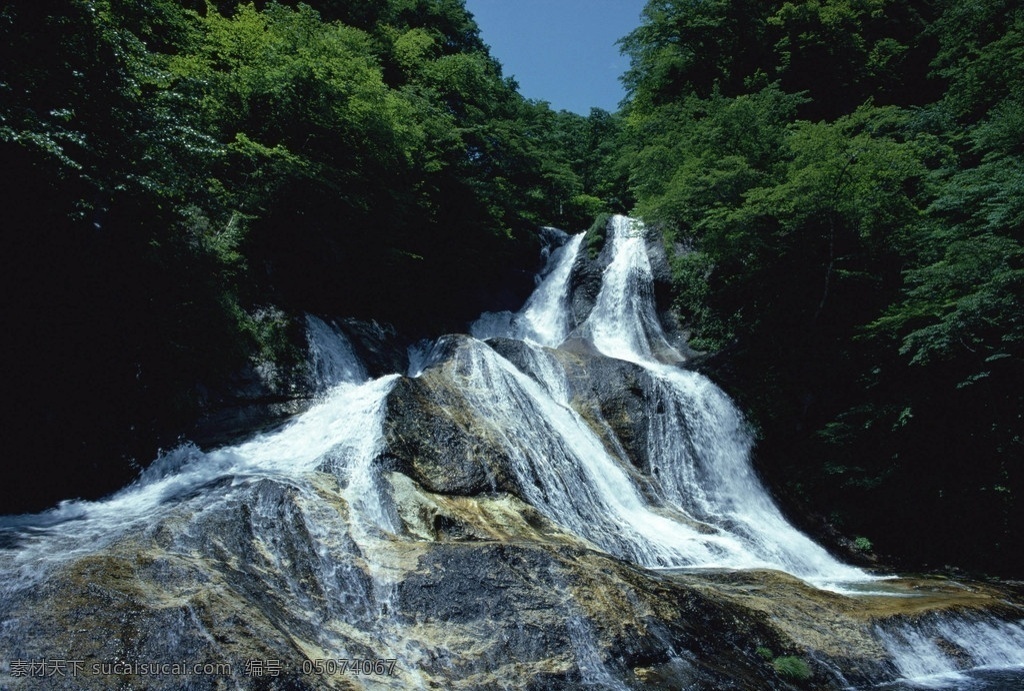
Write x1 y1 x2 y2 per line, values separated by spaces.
854 536 873 552
773 655 812 682
585 212 611 259
569 194 607 229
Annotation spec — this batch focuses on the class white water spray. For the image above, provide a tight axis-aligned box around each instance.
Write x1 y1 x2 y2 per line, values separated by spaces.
471 229 584 346
875 614 1024 688
0 322 392 589
580 215 675 360
306 314 369 388
467 216 869 586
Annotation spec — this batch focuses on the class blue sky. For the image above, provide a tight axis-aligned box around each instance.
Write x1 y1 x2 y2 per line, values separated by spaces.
463 0 648 115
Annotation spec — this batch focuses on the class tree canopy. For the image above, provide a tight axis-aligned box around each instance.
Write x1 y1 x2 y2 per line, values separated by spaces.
0 0 620 512
620 0 1024 574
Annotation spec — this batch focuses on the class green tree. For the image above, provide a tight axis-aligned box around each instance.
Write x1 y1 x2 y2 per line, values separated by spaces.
1 0 605 513
619 0 1024 573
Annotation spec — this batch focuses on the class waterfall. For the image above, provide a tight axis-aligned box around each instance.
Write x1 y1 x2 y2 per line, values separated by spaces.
464 215 1023 685
439 337 767 569
580 215 675 360
306 314 369 389
874 614 1024 689
466 215 868 587
0 324 425 681
0 372 397 595
1 215 1021 690
0 317 398 622
471 228 584 346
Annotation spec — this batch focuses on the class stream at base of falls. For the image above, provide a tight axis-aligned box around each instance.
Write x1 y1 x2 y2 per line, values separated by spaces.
865 669 1023 690
1 216 1022 690
873 670 1024 690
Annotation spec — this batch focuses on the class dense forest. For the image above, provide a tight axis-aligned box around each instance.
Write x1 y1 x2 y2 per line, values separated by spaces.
617 0 1024 575
1 0 618 511
2 0 1022 577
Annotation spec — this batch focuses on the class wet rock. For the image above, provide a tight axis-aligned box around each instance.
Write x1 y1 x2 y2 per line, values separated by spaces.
189 355 311 451
644 232 696 359
386 471 591 548
566 238 609 329
561 217 692 361
337 318 410 379
487 338 658 474
380 334 663 504
6 216 1024 691
379 371 517 497
189 394 308 451
393 542 784 690
4 463 1023 690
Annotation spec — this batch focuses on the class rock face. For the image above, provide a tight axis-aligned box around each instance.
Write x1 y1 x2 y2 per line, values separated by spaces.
2 217 1023 690
190 315 418 454
2 411 1020 690
491 339 658 470
0 484 786 691
382 371 516 497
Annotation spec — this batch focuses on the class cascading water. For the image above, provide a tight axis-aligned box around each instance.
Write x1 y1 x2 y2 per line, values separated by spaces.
0 322 392 568
2 217 1022 690
0 322 425 686
470 215 866 587
468 215 1024 686
306 314 369 389
579 216 676 361
873 614 1024 689
471 227 584 346
435 338 765 569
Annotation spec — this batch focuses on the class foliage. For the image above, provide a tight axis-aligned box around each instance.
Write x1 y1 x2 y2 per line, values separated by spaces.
0 0 621 513
585 212 612 259
773 655 812 682
621 0 1024 574
755 644 812 681
8 0 1020 580
620 0 942 120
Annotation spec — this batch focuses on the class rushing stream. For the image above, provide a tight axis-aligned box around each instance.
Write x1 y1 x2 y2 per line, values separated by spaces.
1 216 1022 689
472 217 868 587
